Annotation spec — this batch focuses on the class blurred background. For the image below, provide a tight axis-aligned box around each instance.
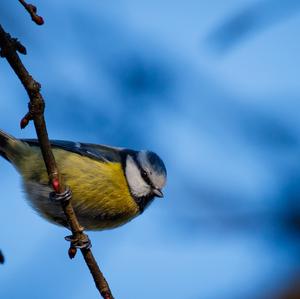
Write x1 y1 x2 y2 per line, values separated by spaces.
0 1 299 298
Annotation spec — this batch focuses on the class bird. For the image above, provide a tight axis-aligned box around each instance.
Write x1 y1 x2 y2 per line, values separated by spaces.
0 129 167 231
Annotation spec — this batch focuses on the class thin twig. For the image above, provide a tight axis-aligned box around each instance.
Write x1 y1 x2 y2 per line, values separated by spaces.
0 250 4 264
0 24 113 299
18 0 44 25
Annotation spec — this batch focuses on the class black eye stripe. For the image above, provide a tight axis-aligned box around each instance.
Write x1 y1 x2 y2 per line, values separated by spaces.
131 153 155 188
141 169 153 187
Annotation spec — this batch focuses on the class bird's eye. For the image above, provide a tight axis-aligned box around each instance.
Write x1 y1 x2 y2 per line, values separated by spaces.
141 169 148 179
141 169 154 187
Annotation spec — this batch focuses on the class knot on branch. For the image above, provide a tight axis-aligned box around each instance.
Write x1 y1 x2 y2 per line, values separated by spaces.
11 38 27 55
103 292 114 299
27 80 41 94
20 98 44 129
0 33 27 57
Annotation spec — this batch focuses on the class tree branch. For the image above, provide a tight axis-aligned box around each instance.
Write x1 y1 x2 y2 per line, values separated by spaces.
18 0 44 25
0 24 113 299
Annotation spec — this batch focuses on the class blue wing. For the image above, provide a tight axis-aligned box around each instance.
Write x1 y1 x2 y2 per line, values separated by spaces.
22 139 125 163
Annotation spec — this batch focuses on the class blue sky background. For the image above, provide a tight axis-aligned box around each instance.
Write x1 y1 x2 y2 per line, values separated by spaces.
0 1 300 298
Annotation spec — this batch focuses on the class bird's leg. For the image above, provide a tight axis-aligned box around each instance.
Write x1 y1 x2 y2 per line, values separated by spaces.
49 187 91 252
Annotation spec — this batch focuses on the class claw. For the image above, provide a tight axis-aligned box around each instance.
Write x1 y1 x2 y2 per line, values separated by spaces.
49 186 72 203
65 233 92 250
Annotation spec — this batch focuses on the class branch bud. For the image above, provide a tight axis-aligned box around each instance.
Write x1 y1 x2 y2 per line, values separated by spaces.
52 178 60 193
68 246 77 259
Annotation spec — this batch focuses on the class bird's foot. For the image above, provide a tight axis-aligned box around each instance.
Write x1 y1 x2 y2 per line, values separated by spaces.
65 233 91 250
49 186 72 203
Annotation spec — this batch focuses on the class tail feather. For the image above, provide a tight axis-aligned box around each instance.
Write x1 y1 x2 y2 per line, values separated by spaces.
0 130 14 161
0 149 9 161
0 129 26 163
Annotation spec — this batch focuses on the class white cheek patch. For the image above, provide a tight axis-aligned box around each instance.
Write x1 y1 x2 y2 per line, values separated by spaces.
125 155 151 197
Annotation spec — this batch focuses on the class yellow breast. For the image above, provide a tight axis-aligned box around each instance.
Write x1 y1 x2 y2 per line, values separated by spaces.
19 148 140 230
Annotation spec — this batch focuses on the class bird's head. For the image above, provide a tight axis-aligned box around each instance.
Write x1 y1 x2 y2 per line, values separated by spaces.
125 150 167 203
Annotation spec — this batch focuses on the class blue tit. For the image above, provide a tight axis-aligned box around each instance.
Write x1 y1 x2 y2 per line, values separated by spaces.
0 129 167 230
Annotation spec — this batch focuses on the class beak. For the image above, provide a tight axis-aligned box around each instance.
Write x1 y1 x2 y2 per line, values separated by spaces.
153 188 164 198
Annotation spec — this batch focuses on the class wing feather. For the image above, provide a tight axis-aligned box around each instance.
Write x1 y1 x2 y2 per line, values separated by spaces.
21 139 124 163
